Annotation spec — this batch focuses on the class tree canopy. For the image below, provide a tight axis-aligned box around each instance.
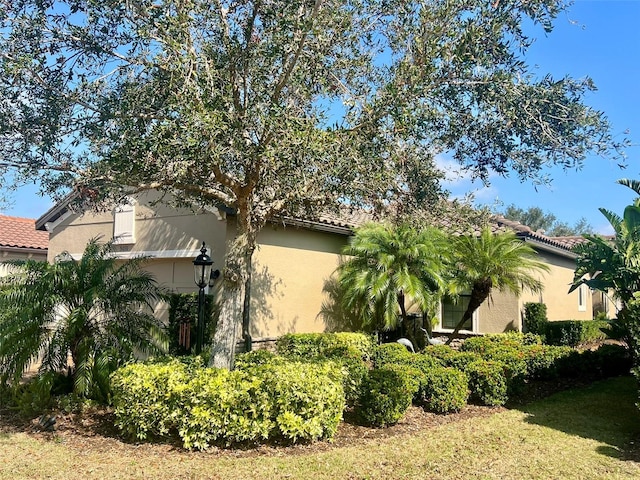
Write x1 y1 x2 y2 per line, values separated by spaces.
499 204 593 236
0 0 626 368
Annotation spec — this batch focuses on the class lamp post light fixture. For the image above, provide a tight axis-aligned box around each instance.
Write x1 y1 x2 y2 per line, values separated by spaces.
193 241 214 355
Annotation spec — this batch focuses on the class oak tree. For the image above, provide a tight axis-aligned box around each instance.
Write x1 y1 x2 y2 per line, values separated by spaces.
0 0 626 368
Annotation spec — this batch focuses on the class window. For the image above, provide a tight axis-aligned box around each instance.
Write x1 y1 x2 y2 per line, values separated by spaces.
440 295 474 331
113 201 135 244
578 284 587 312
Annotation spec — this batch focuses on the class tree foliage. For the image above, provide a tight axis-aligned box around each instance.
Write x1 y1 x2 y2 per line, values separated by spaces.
571 179 640 360
571 179 640 306
0 238 167 401
445 227 549 344
335 223 445 343
0 0 626 368
500 204 593 236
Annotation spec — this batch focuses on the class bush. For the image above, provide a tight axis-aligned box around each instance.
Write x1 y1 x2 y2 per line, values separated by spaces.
357 367 415 427
111 360 190 440
423 346 480 371
111 359 345 449
175 367 273 449
234 349 284 369
247 361 345 443
592 344 632 377
545 320 608 347
419 366 469 413
464 360 508 406
275 332 374 361
523 302 548 337
461 332 542 354
372 342 414 368
524 344 574 380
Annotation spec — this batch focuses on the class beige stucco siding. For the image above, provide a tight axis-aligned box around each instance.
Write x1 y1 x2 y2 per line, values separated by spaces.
477 289 521 333
519 249 592 321
0 249 47 276
249 224 347 338
46 193 227 266
46 210 113 260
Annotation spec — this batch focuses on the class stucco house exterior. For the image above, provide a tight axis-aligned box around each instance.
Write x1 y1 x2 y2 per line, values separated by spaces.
0 215 49 276
35 193 599 346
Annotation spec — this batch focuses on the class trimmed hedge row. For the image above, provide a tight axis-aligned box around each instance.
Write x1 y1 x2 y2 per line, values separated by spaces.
110 332 633 444
275 332 374 361
111 358 344 450
545 320 609 347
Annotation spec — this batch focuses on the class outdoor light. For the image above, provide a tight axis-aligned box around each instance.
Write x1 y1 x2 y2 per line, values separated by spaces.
193 241 214 355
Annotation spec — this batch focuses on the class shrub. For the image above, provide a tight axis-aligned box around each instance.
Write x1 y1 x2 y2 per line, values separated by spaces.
111 359 345 449
234 349 283 369
524 344 574 380
372 342 414 368
175 367 273 449
275 332 374 361
461 332 542 354
423 346 480 371
419 366 469 413
464 360 508 406
111 360 190 440
523 302 548 337
242 361 345 444
545 320 608 347
357 367 415 427
592 344 632 377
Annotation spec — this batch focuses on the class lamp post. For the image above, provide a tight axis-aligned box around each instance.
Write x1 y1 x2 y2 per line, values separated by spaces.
193 241 214 355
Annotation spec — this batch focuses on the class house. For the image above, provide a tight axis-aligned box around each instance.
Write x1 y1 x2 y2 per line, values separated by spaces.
0 214 49 276
35 193 596 346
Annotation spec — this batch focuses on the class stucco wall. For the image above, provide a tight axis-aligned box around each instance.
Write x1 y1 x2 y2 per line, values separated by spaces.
47 192 227 264
477 289 521 333
249 223 347 338
519 249 592 321
0 249 48 276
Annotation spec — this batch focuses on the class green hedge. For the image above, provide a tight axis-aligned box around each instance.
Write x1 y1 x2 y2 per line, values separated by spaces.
271 333 371 409
422 345 481 371
372 342 415 368
419 366 469 413
275 332 374 361
463 360 508 407
544 320 608 347
523 302 548 337
356 366 415 427
110 359 344 449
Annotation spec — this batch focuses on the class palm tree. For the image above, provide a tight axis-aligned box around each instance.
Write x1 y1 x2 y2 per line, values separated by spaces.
445 227 549 345
0 238 167 401
336 223 446 344
570 179 640 357
571 179 640 306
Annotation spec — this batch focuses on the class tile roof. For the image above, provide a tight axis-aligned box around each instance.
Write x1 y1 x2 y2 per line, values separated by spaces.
292 209 581 255
0 215 49 250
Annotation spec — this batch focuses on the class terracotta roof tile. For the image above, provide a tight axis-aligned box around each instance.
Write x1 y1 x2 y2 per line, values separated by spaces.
0 215 49 250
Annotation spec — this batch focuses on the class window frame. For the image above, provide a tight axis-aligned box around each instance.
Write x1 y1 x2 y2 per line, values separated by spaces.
436 294 478 333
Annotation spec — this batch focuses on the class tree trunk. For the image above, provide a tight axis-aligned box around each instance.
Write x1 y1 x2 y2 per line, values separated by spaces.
210 213 257 370
445 278 492 345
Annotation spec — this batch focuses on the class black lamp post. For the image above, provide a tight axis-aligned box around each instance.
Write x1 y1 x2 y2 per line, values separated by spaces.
193 241 214 355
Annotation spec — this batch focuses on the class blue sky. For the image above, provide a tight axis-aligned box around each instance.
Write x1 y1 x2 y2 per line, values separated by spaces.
442 0 640 234
2 0 639 234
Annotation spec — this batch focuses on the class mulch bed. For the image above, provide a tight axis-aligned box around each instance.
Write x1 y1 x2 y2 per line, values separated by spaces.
0 376 600 459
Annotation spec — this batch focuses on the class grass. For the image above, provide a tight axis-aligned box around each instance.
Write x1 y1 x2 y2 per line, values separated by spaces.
1 376 639 479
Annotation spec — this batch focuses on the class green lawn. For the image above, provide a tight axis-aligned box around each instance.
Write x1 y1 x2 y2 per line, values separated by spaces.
1 376 639 479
